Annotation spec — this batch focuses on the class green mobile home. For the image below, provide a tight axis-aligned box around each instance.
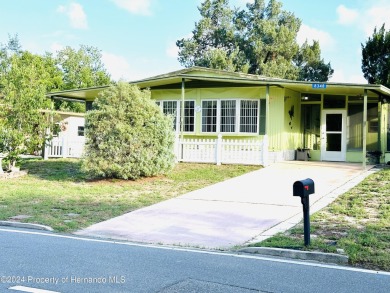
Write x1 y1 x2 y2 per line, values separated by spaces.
47 67 390 166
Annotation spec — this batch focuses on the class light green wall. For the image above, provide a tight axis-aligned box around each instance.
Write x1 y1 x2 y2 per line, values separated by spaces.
283 89 301 150
346 152 365 163
267 87 284 151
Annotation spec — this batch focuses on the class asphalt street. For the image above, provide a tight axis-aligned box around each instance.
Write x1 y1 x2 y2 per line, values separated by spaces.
1 227 389 293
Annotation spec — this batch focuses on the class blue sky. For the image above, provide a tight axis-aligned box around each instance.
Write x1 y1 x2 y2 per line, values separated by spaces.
1 0 389 84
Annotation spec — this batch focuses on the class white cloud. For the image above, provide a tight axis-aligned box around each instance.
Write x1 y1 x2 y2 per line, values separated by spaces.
50 42 64 53
336 5 359 25
297 24 336 51
111 0 152 16
363 3 390 36
57 2 88 29
166 42 179 59
329 69 367 84
102 52 133 81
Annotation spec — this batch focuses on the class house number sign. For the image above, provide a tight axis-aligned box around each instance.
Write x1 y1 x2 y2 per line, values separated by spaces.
312 83 327 89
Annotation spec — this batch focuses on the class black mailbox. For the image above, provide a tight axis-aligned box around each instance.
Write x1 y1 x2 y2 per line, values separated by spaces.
293 178 315 197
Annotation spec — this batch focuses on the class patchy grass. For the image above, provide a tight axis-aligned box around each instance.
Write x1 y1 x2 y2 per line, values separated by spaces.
250 167 390 271
0 158 259 233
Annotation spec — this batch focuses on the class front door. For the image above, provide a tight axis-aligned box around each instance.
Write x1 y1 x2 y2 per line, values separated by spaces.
321 110 346 161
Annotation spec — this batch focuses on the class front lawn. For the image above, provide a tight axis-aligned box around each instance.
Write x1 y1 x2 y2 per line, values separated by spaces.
0 159 259 233
249 167 390 272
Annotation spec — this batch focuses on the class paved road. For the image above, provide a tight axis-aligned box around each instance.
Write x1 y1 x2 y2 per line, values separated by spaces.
1 227 389 293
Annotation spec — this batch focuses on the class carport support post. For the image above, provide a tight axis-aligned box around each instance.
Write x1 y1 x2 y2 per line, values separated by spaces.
263 85 270 166
180 78 185 140
301 196 310 246
363 89 368 169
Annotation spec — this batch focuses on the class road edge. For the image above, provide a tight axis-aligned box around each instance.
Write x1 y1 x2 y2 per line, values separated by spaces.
0 221 53 231
238 247 349 265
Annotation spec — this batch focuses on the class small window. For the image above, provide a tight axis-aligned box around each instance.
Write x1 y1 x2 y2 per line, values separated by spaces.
348 96 379 102
184 101 195 132
202 101 217 132
220 100 236 133
240 100 258 133
78 126 85 136
162 101 178 130
53 123 60 136
323 95 346 109
301 93 321 102
156 100 195 132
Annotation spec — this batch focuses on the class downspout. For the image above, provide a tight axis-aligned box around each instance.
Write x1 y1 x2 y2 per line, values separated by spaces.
363 89 368 169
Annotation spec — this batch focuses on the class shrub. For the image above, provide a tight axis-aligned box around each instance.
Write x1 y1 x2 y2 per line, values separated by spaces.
82 82 175 179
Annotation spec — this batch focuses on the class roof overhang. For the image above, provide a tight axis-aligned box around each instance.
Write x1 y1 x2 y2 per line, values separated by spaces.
45 67 390 102
46 85 109 102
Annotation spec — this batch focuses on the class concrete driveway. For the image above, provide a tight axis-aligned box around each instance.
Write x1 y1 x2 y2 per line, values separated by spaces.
75 161 377 249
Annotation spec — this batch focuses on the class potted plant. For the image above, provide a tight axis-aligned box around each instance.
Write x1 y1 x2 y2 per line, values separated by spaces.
366 150 382 164
296 147 311 161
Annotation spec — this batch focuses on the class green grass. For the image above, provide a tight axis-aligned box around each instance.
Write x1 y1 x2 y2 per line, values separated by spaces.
250 167 390 272
0 158 259 233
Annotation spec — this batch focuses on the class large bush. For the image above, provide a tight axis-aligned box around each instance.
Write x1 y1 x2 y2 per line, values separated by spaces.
82 82 175 179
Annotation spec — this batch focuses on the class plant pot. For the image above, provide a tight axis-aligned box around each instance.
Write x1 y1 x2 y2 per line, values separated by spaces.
10 166 20 172
296 149 310 161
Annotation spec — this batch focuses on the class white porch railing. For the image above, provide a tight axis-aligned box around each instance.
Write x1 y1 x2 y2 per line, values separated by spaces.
176 134 268 166
45 134 269 166
45 137 85 159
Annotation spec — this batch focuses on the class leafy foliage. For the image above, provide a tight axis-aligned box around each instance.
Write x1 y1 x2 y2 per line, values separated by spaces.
54 45 111 112
177 0 333 81
0 35 112 168
82 82 175 180
0 38 59 169
295 40 334 82
361 24 390 88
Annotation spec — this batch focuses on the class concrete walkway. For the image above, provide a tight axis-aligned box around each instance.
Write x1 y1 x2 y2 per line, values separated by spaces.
75 161 377 249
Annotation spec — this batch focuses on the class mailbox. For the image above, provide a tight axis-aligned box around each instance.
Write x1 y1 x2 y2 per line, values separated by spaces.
293 178 315 197
293 178 315 246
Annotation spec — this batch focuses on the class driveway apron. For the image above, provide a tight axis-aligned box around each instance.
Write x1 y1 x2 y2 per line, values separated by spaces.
75 161 374 249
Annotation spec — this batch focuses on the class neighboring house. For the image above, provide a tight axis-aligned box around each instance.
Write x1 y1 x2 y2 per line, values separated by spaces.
46 67 390 166
44 111 85 159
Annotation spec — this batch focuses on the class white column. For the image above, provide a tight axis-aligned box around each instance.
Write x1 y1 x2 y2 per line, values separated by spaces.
216 134 222 165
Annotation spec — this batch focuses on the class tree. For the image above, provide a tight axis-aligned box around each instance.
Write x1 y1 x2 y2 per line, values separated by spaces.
295 40 334 82
54 45 112 112
0 37 60 169
177 0 248 72
361 24 390 88
235 0 301 78
82 82 175 180
177 0 333 81
0 36 112 168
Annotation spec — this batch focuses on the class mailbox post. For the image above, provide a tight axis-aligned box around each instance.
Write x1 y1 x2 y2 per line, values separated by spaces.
293 178 315 246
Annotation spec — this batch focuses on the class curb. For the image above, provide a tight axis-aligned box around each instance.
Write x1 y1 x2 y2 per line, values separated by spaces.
0 221 53 232
238 247 349 265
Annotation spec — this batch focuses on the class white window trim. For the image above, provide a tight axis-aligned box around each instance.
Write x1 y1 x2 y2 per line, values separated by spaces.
156 100 196 133
240 99 260 134
182 100 196 133
201 99 260 134
201 99 218 133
